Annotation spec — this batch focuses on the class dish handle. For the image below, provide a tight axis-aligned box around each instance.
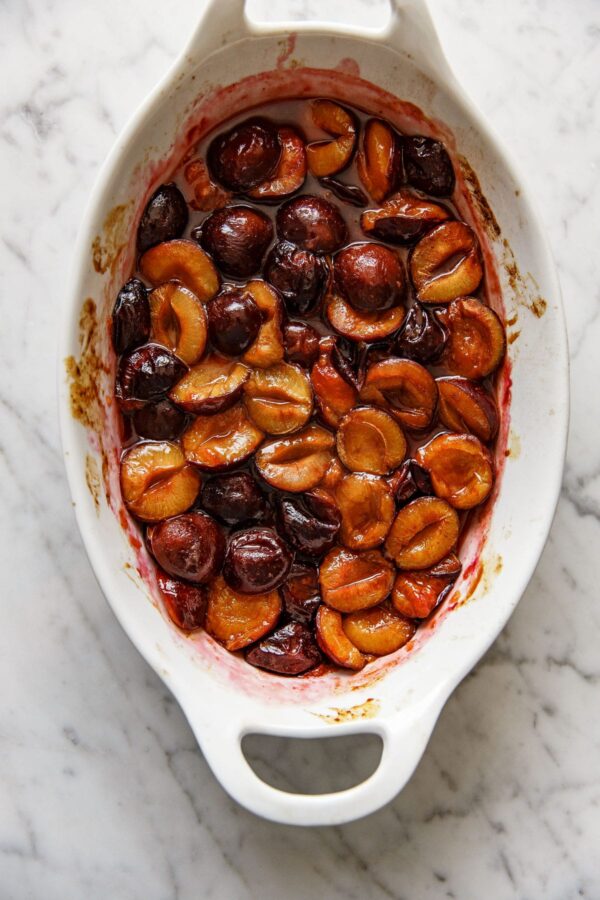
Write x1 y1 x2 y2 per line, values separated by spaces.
180 0 455 83
184 699 443 826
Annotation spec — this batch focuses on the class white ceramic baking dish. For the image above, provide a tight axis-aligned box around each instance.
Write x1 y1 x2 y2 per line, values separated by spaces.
58 0 568 825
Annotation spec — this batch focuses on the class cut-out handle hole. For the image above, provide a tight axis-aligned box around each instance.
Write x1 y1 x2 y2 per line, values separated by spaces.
241 732 383 795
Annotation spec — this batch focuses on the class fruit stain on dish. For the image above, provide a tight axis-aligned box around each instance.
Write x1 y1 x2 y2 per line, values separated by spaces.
313 697 380 723
85 453 101 514
66 62 531 702
92 202 134 276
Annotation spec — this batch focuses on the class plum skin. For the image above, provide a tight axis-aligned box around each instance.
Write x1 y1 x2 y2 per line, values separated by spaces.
149 512 226 583
223 527 293 594
207 288 263 356
137 183 189 253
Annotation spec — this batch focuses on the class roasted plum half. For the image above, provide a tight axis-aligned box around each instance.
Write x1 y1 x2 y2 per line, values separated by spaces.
402 135 455 197
416 432 494 509
437 376 498 442
334 243 406 312
169 353 250 415
386 496 460 569
247 126 307 200
315 606 367 670
148 282 207 365
410 222 483 303
360 357 438 431
196 206 273 279
241 280 285 369
205 576 282 651
139 239 220 304
157 571 208 631
276 491 341 557
310 336 358 428
255 424 335 492
282 563 321 623
336 472 395 550
356 118 402 202
361 189 451 244
116 344 187 413
200 472 268 526
223 527 293 594
319 547 395 612
277 195 348 253
246 622 321 675
137 183 189 253
264 240 329 316
207 287 263 357
120 441 201 522
441 297 506 379
306 100 357 177
207 117 281 191
336 406 407 475
112 278 150 355
182 404 264 470
148 512 225 583
244 362 313 435
343 607 416 655
392 553 461 619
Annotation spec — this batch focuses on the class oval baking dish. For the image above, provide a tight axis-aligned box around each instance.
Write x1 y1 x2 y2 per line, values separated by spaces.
58 0 568 825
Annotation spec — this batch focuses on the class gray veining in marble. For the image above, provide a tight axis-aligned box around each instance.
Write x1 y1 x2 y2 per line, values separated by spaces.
1 0 599 897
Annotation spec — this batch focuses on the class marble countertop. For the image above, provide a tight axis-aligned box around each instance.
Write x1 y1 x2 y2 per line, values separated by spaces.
1 0 599 896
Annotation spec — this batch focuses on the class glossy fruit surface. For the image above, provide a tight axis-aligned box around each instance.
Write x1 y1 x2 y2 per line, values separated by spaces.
112 278 150 355
277 195 347 253
277 491 341 556
246 622 321 675
386 496 459 569
149 512 225 583
402 135 455 197
200 472 267 525
247 126 307 200
223 527 293 594
205 576 282 651
207 287 263 356
207 118 281 191
120 441 200 522
112 96 507 678
335 243 405 312
138 183 189 252
264 241 328 316
157 571 207 631
116 344 187 413
197 206 273 278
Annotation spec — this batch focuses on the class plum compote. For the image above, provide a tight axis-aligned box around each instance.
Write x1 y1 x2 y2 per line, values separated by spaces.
112 96 506 676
